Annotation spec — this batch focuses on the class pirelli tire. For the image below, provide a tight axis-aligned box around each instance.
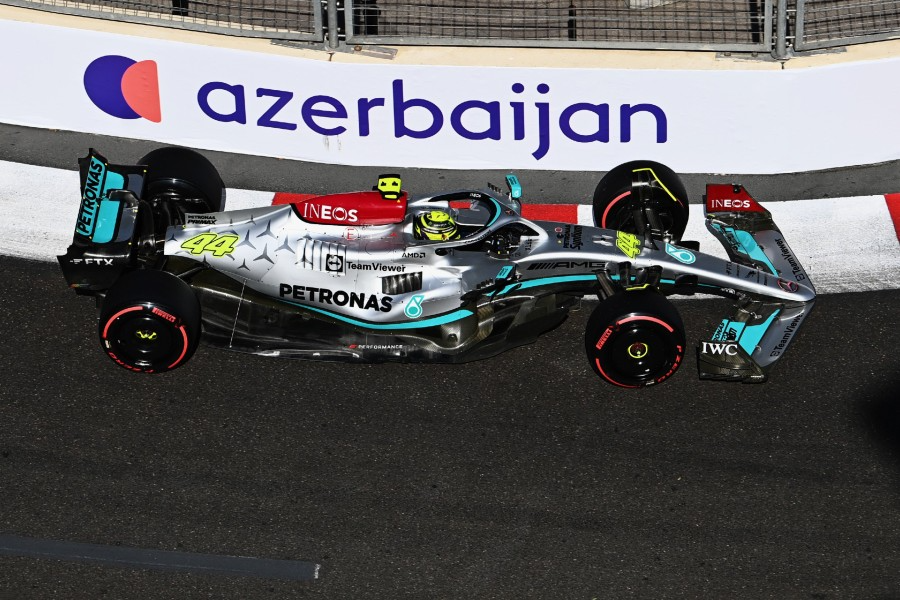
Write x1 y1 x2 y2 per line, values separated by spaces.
98 270 201 373
592 160 689 242
585 290 686 388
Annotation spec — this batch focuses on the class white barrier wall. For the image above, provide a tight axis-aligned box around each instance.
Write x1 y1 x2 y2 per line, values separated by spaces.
1 18 898 174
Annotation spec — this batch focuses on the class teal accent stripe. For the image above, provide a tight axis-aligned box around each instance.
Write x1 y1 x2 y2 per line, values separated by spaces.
490 274 677 297
506 175 522 199
80 156 127 242
731 228 778 275
737 310 780 355
493 274 595 296
92 199 121 244
286 301 473 330
104 171 125 195
486 199 502 227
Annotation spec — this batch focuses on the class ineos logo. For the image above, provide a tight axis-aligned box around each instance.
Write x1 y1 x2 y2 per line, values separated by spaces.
710 198 751 210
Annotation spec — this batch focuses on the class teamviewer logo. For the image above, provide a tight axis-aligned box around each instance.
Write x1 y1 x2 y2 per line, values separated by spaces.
83 55 161 123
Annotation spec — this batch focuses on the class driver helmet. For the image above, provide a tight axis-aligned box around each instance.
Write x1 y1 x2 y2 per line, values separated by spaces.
414 210 459 241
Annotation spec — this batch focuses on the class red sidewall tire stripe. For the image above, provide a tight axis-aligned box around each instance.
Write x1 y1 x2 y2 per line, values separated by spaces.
101 306 143 339
615 314 676 333
592 314 683 387
601 191 631 227
101 304 191 372
167 325 190 370
594 358 642 388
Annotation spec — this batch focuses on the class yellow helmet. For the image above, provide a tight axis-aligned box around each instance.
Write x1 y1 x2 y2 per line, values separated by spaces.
414 210 459 241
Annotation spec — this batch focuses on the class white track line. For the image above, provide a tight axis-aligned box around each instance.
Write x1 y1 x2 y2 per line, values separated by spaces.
1 160 898 294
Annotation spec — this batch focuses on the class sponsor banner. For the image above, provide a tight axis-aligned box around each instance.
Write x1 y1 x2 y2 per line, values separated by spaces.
1 19 900 174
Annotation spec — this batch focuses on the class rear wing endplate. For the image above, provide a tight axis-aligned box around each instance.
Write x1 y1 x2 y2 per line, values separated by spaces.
73 149 147 244
58 150 148 293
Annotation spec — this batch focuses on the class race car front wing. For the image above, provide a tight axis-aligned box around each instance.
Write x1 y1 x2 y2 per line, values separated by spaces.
699 184 816 382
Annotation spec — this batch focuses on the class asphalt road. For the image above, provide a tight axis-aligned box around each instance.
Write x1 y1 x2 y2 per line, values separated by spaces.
0 255 899 599
1 125 899 598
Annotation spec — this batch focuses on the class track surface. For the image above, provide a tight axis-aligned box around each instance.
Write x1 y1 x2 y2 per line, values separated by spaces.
1 256 899 599
1 125 900 598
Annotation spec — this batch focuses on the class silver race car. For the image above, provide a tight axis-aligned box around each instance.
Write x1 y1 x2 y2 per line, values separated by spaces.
59 148 815 387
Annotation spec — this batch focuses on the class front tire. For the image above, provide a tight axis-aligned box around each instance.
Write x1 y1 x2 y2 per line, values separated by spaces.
98 270 201 373
585 290 685 388
592 160 689 242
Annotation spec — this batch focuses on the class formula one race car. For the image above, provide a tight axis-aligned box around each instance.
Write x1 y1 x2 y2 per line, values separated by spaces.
59 148 815 387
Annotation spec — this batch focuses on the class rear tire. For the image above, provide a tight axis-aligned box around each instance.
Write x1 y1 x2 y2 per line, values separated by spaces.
585 290 685 388
98 270 201 373
138 147 225 243
139 146 226 213
592 160 689 242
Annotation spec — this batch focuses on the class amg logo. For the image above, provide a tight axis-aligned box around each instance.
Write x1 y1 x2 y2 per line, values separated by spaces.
700 341 738 356
528 261 606 270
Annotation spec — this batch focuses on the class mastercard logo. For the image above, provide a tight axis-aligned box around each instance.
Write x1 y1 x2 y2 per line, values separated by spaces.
83 55 161 123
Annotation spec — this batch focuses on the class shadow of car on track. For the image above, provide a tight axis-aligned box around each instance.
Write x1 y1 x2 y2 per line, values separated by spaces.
855 371 900 484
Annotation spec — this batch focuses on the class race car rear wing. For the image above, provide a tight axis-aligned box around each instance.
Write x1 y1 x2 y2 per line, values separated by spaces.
700 184 816 382
57 150 148 293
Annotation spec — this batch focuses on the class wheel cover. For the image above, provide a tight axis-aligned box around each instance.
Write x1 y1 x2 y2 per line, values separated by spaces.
592 316 683 387
101 305 189 372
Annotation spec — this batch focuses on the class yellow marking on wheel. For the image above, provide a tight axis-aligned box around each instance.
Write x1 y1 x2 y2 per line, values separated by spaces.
633 167 680 204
